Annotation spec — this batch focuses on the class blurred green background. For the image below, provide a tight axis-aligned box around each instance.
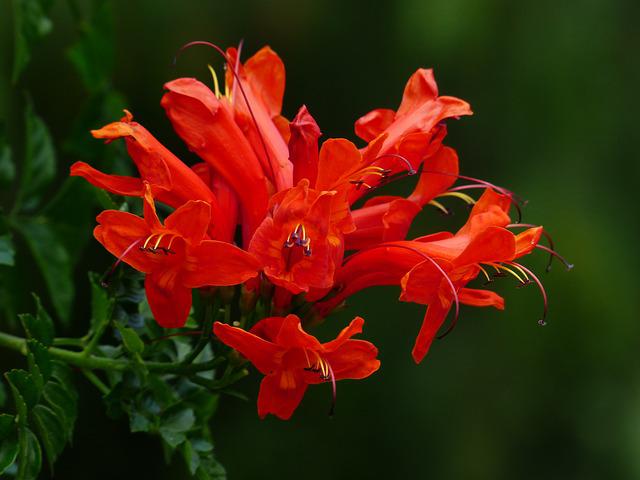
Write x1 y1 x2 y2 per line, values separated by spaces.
1 0 639 478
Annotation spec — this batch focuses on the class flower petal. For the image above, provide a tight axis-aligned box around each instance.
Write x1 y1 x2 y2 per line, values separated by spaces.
290 105 321 186
257 371 308 420
213 322 281 375
412 298 452 364
354 108 395 142
70 161 144 197
322 316 364 352
324 340 380 380
164 200 211 245
182 240 260 288
453 226 516 267
145 270 192 328
459 288 505 309
514 226 543 258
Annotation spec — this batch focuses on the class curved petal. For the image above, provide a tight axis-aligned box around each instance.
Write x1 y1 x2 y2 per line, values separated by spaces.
399 259 450 305
145 270 192 328
459 288 505 310
164 200 211 245
325 340 380 380
161 78 269 238
70 162 144 197
315 138 362 191
290 105 321 186
322 316 364 352
354 108 395 142
453 226 516 267
182 240 260 288
257 371 308 420
397 68 439 117
412 298 452 364
274 315 322 351
213 322 280 374
409 145 459 206
243 46 285 117
514 226 543 258
94 210 156 273
457 189 511 236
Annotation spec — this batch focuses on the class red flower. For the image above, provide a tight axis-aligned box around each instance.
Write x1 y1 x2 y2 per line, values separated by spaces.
317 189 543 363
248 179 341 293
214 314 380 419
70 111 227 236
95 184 260 328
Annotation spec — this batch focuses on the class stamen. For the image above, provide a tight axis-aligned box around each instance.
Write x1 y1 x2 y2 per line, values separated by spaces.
478 264 492 284
142 234 155 250
362 243 461 340
174 41 276 182
438 191 476 205
101 238 143 287
535 245 574 272
372 153 417 176
153 234 166 251
207 64 221 98
428 199 450 215
506 262 549 326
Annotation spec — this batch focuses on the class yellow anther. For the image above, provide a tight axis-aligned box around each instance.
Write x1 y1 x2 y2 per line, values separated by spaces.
428 199 449 215
142 234 155 249
505 262 530 281
153 234 166 250
208 65 221 99
438 191 477 205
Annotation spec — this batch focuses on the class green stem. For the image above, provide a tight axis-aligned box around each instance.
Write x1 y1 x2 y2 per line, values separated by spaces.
0 331 224 374
82 369 109 395
53 337 85 348
181 297 218 366
82 317 111 358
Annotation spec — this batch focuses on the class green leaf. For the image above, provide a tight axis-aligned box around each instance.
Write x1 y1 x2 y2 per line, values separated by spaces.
17 100 56 210
18 294 54 346
0 414 15 440
42 380 77 434
66 1 115 91
116 322 145 355
26 340 51 389
89 271 114 333
12 0 53 82
129 411 151 433
0 235 14 267
0 138 15 187
16 427 41 480
0 431 19 475
159 409 195 449
14 219 73 323
31 404 65 470
5 370 39 414
196 456 227 480
182 440 200 475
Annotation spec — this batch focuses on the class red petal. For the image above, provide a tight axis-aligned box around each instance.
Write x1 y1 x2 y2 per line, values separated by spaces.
243 46 285 118
459 288 505 310
94 210 156 273
397 69 439 117
322 316 365 352
70 162 144 197
164 200 211 245
290 105 321 186
257 371 308 420
324 340 380 380
182 240 260 288
315 138 362 191
409 146 459 206
213 322 280 375
354 108 395 142
145 270 192 328
412 298 452 364
454 226 516 267
514 227 543 258
274 314 322 351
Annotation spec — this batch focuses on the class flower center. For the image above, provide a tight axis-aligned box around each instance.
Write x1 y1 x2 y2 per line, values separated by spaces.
284 223 312 256
139 233 178 255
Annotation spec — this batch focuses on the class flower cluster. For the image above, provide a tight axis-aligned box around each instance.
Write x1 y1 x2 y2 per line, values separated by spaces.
70 44 567 420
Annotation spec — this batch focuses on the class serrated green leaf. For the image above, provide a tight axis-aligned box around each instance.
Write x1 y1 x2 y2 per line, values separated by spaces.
49 362 75 395
0 235 15 267
5 370 39 413
0 431 19 474
16 427 41 480
129 411 151 433
26 340 51 390
42 380 77 435
116 323 145 355
160 430 186 449
17 100 56 210
196 456 227 480
89 271 114 333
14 219 73 323
182 440 200 475
31 404 66 470
0 138 15 187
18 294 55 346
12 0 53 82
161 409 195 433
0 414 15 440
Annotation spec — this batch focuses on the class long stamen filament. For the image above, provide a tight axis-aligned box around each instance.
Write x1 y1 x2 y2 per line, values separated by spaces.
428 199 450 215
438 191 476 205
506 262 549 326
